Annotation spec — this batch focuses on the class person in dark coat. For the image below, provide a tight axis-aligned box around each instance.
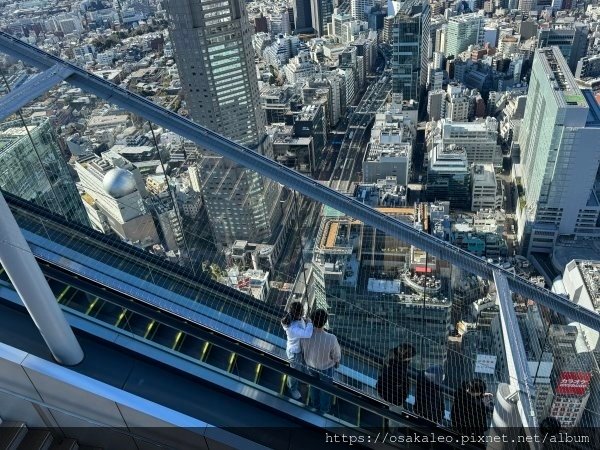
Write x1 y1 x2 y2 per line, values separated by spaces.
377 344 416 407
414 365 445 424
451 379 492 438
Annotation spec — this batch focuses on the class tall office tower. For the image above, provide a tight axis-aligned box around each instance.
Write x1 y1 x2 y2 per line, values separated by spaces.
445 13 484 58
427 144 471 210
311 0 334 36
164 0 285 248
0 118 89 226
538 24 589 73
293 0 313 33
518 47 600 255
390 0 430 103
350 0 374 21
518 0 535 12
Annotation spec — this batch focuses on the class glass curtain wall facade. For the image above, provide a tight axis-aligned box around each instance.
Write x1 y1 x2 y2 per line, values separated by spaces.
391 0 430 103
518 47 600 255
0 117 89 226
164 0 286 248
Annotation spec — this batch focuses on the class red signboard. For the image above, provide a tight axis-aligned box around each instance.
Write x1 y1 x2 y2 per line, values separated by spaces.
555 372 592 396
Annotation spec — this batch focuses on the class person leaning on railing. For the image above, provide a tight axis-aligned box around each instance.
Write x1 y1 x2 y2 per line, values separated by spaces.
281 301 313 400
451 379 493 441
301 309 341 414
376 343 416 430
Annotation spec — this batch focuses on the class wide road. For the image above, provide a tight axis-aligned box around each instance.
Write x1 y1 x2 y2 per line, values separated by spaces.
329 76 392 193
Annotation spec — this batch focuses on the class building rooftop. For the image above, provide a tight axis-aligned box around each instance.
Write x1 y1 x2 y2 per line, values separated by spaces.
577 260 600 308
365 142 411 160
538 47 586 107
472 164 496 186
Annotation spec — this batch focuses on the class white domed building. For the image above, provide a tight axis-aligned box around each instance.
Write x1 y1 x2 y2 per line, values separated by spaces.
102 167 138 199
73 153 159 247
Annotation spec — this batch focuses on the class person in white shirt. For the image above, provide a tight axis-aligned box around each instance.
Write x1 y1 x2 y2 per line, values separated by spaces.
281 301 313 400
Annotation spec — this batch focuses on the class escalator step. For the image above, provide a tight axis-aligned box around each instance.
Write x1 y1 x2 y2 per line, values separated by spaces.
124 314 152 337
94 301 123 322
150 324 178 348
229 355 258 381
62 291 90 312
17 429 54 450
50 438 79 450
0 422 28 450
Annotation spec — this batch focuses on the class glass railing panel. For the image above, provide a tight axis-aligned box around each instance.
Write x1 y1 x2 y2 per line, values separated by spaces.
1 30 600 446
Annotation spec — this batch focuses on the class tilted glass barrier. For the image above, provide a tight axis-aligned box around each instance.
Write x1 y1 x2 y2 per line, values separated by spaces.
0 32 598 447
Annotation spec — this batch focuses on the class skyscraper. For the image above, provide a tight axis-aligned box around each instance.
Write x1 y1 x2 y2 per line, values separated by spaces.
445 13 484 58
538 24 589 73
518 47 600 255
427 144 471 209
390 0 430 103
311 0 334 37
350 0 374 21
293 0 313 33
0 117 89 226
164 0 285 249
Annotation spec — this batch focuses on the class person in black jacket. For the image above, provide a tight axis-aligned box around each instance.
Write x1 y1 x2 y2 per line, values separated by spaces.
377 343 416 431
451 379 492 439
414 365 445 424
377 344 416 406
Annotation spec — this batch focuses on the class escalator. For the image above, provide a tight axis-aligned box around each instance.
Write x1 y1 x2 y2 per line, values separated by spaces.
40 270 374 429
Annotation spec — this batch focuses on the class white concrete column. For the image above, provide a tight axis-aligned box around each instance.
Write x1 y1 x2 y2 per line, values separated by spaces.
488 382 538 450
0 192 83 365
489 383 520 447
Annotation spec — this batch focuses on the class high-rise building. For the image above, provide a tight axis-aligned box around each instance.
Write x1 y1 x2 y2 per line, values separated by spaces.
310 0 334 36
471 164 500 212
0 118 89 226
363 95 415 185
390 0 430 103
350 0 374 21
427 144 471 209
445 13 484 58
575 54 600 80
164 0 286 248
517 47 600 255
293 0 313 33
427 117 501 166
311 208 451 367
547 325 594 428
538 24 588 73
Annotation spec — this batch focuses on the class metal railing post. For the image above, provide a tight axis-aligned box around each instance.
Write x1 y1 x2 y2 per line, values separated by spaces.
0 191 83 365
